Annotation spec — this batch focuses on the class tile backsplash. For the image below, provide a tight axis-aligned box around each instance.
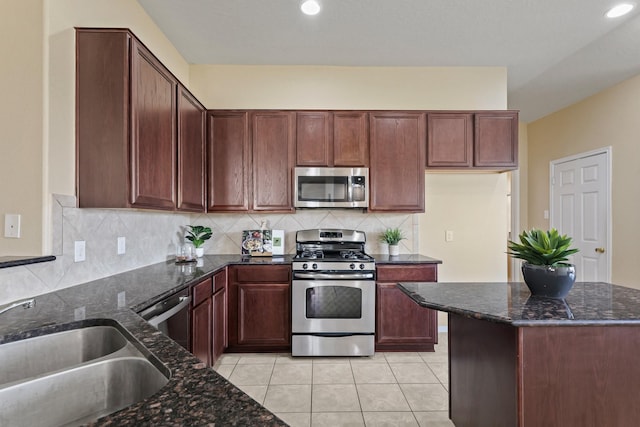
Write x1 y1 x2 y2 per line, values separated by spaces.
0 195 418 305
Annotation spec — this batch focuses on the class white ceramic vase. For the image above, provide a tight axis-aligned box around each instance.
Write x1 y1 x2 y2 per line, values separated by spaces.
389 244 400 256
195 247 204 258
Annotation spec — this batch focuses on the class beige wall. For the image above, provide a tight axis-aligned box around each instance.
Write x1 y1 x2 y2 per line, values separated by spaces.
191 65 506 110
0 0 45 256
527 73 640 288
420 173 509 282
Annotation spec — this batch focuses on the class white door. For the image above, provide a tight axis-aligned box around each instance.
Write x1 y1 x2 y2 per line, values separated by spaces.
550 149 611 282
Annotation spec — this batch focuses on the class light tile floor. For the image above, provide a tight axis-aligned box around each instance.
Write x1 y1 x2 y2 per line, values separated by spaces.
213 333 454 427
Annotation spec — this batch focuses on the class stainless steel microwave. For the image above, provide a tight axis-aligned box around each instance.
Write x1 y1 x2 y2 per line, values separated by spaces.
294 167 369 209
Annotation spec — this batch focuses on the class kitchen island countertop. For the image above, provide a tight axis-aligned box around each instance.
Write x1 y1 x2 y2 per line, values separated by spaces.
397 281 640 326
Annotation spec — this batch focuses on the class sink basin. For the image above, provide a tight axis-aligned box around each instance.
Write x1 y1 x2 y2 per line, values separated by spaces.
0 357 169 427
0 323 170 426
0 325 130 385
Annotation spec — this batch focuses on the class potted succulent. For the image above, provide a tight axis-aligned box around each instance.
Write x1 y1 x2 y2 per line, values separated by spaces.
507 228 579 299
185 225 212 258
379 228 405 256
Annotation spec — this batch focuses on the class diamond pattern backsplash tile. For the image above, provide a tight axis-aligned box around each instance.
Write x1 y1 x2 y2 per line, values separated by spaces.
0 195 417 305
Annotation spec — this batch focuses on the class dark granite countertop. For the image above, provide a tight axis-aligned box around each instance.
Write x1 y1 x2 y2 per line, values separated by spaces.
0 253 437 425
0 255 56 269
370 254 442 264
398 281 640 327
0 255 294 426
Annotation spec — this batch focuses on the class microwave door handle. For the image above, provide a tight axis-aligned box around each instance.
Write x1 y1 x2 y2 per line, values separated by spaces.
347 177 353 202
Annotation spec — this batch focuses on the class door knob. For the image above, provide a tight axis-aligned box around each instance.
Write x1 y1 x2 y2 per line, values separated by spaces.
595 247 605 253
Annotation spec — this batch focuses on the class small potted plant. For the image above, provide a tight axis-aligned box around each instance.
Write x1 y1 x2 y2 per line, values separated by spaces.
185 225 212 258
507 228 579 299
379 228 405 256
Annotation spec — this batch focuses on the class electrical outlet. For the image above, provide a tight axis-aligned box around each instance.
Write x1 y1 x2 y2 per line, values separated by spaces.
445 230 454 242
74 241 86 262
117 237 126 255
4 214 21 238
544 210 549 219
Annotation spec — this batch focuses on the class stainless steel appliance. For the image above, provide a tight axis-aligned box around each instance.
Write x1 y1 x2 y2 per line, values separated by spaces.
292 229 375 356
294 167 368 209
139 289 191 350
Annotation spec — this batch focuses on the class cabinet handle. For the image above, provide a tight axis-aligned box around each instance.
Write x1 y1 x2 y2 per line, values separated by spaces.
595 247 606 253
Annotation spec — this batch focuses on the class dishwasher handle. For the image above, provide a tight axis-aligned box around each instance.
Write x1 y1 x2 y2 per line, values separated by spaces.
146 295 191 329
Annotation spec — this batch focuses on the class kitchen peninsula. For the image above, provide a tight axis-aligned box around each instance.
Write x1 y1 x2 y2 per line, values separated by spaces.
398 281 640 427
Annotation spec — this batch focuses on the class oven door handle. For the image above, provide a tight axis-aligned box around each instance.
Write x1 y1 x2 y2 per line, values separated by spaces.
293 272 374 280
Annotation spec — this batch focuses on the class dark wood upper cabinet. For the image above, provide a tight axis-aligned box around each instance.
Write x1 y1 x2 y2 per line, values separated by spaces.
295 111 368 167
474 111 518 168
177 84 206 212
426 113 473 168
76 28 206 211
129 38 177 209
207 111 251 211
296 112 332 166
369 112 426 212
251 111 295 212
426 111 518 170
333 111 369 167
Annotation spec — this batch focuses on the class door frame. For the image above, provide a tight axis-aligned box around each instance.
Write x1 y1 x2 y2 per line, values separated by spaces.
549 147 612 282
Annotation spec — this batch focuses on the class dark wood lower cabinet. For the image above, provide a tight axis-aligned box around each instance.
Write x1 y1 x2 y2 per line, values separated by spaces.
228 265 291 352
211 270 227 364
190 270 227 366
375 264 438 351
191 277 213 365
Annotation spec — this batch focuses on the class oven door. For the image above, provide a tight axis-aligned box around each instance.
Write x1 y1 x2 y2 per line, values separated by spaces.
291 279 375 334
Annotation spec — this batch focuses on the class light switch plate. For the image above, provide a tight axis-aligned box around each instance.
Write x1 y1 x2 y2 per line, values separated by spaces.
4 214 21 238
445 230 454 242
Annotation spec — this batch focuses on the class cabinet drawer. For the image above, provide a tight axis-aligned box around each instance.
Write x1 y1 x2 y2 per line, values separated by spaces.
376 264 437 282
233 265 291 283
192 277 213 306
214 269 227 293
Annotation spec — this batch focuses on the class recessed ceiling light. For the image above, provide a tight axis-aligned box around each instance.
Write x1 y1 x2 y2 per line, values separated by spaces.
301 0 321 16
606 3 634 18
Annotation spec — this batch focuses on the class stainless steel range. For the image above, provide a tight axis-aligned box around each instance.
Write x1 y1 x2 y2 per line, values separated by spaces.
291 229 375 356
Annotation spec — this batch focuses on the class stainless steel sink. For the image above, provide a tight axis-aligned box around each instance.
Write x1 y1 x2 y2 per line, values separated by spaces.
0 325 129 384
0 324 170 426
0 357 169 427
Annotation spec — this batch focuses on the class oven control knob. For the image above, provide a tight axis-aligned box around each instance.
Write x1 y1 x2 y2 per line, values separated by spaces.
350 263 356 270
312 263 318 270
302 263 308 270
359 264 365 270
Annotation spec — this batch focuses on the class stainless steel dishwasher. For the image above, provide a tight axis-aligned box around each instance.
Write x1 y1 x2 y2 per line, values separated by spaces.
139 289 191 350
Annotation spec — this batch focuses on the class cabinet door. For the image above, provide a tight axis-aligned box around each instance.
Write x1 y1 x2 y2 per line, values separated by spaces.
76 29 131 208
191 298 212 366
426 113 473 168
376 264 438 351
207 111 250 211
369 112 426 212
228 265 292 352
130 38 177 209
474 112 518 168
251 111 295 211
333 111 368 167
177 85 206 212
212 287 226 364
296 111 331 166
235 283 291 348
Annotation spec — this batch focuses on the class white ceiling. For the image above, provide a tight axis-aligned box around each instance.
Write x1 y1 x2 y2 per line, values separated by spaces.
137 0 640 122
